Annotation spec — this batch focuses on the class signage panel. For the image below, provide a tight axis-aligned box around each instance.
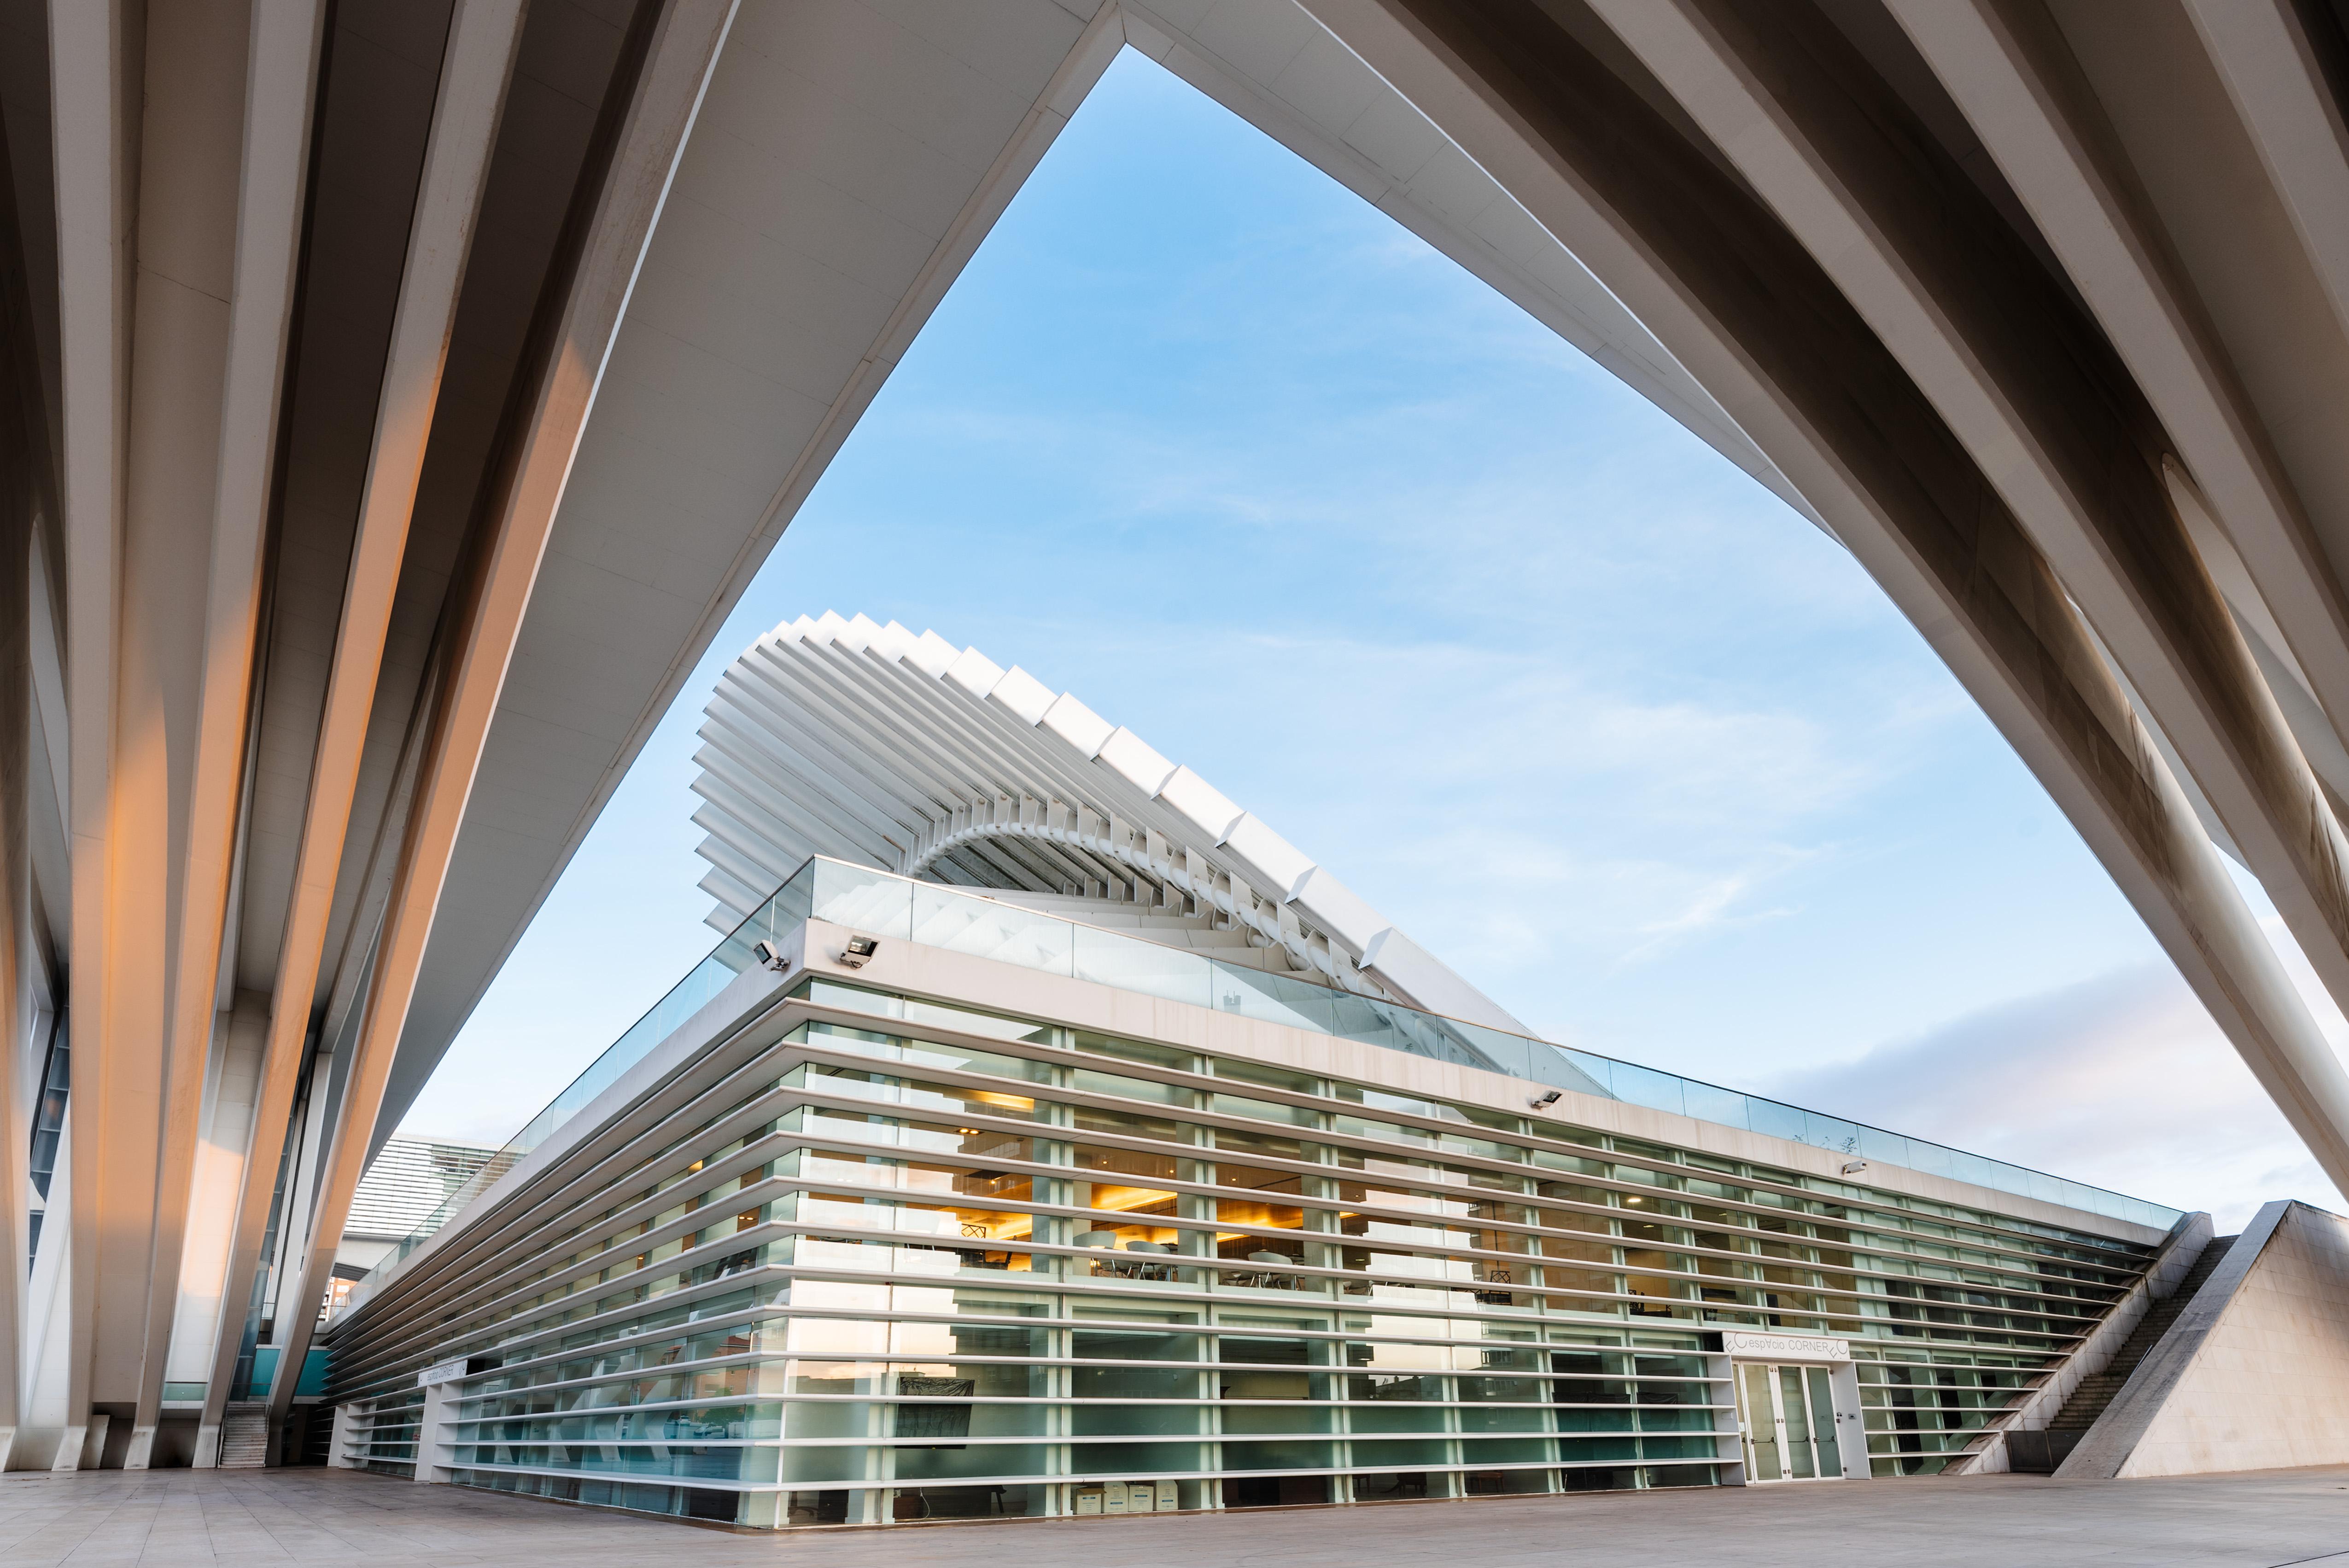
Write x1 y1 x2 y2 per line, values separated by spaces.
1719 1331 1851 1363
418 1357 473 1387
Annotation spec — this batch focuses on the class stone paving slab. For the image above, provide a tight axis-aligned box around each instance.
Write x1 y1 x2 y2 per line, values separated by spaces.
3 1466 2347 1566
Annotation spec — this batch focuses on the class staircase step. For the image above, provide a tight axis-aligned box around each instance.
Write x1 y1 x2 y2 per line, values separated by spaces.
2009 1234 2237 1471
218 1403 269 1469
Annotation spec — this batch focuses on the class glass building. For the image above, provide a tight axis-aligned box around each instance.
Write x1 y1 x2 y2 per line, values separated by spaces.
323 861 2174 1527
319 620 2180 1527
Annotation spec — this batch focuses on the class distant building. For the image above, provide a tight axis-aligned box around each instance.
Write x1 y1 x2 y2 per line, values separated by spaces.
327 1137 501 1321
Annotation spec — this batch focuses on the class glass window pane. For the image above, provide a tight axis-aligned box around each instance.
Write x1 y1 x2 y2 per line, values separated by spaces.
1681 1080 1750 1128
911 886 1072 974
812 861 912 936
1608 1063 1686 1116
1778 1367 1815 1479
1212 966 1337 1032
1074 927 1209 1004
1740 1364 1781 1482
1857 1126 1910 1164
1806 1366 1838 1473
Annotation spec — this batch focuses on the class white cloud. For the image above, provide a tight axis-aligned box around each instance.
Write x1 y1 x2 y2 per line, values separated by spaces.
1615 864 1802 968
1765 944 2348 1231
1118 628 1901 973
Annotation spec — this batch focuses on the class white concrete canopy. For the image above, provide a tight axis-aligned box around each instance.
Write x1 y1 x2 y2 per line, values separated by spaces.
695 612 1529 1033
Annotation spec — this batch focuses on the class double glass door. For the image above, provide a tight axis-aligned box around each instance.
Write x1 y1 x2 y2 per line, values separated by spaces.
1735 1362 1842 1482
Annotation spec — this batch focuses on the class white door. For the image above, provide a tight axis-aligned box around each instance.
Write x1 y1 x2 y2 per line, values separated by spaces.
1735 1362 1842 1481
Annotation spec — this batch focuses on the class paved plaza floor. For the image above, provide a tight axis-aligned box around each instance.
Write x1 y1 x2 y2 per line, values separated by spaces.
3 1465 2347 1566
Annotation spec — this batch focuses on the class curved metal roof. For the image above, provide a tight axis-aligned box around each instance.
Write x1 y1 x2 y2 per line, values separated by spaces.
693 612 1527 1034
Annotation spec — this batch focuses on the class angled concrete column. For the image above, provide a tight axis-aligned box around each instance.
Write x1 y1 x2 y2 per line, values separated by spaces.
202 0 528 1437
124 0 326 1469
267 0 741 1425
0 227 30 1474
1575 0 2349 1188
47 0 137 1467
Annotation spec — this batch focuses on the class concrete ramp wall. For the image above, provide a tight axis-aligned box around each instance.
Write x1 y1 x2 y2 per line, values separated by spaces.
2062 1201 2349 1477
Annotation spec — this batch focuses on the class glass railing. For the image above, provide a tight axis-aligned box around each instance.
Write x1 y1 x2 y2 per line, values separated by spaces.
353 856 2180 1305
779 859 2178 1229
347 889 815 1299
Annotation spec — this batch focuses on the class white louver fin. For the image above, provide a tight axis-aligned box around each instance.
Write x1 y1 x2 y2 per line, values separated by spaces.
691 614 1529 1034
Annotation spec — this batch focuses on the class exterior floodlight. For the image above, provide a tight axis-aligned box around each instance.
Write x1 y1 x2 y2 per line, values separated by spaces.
1840 1160 1869 1175
1529 1090 1563 1109
838 935 880 969
752 939 787 972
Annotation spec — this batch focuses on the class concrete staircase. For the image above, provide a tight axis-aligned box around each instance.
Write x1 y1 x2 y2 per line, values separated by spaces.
218 1403 269 1469
2007 1234 2235 1474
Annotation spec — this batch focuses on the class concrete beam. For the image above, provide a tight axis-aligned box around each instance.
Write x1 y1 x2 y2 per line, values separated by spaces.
198 0 527 1448
267 0 740 1427
126 0 326 1468
2183 0 2349 353
1887 0 2349 850
1575 0 2349 1189
46 0 136 1470
0 168 33 1469
1293 0 2349 1195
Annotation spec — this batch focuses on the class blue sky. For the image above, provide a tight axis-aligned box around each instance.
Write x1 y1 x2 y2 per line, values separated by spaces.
398 48 2339 1227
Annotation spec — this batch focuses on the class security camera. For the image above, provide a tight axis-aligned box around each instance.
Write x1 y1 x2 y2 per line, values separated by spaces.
751 939 786 972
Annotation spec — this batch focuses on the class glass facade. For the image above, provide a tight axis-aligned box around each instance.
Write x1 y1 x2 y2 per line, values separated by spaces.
352 857 2176 1299
328 974 2161 1527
